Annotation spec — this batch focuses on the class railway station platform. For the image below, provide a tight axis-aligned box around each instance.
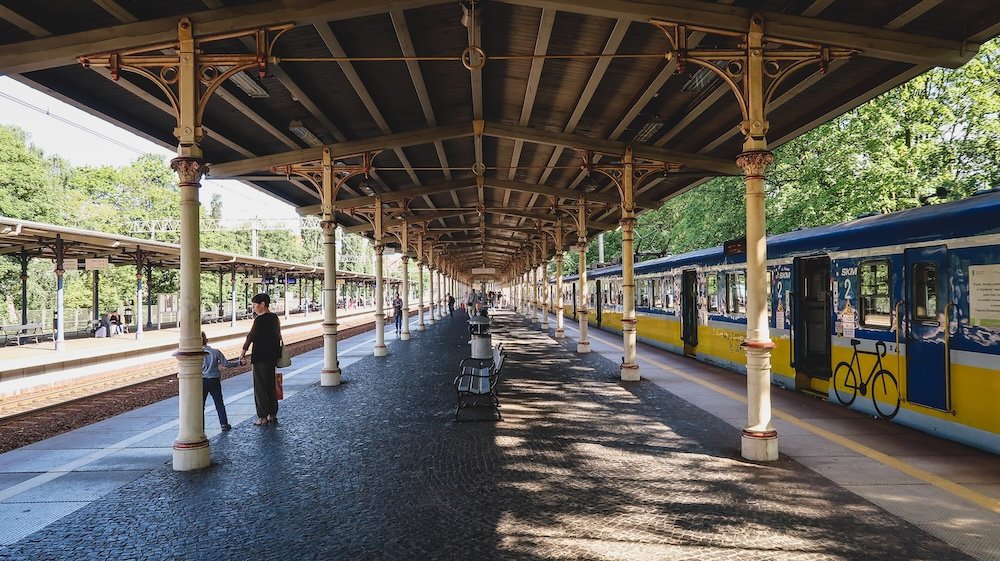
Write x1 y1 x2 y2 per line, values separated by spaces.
0 310 997 560
0 305 396 397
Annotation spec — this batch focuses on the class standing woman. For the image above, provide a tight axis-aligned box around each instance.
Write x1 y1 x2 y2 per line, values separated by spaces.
240 293 281 426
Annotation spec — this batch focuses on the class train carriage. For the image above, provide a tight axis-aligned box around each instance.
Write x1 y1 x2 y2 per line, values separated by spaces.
562 189 1000 454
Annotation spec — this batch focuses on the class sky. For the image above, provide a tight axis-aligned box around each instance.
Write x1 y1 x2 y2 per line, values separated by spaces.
0 76 298 221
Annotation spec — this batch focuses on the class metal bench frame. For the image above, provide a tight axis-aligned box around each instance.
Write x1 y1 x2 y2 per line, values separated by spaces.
2 323 53 346
453 344 506 422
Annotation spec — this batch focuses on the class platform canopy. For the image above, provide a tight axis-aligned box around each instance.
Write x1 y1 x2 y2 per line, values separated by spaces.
0 0 996 274
0 216 384 282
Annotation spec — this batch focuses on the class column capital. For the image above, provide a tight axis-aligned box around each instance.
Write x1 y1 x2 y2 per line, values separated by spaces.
736 151 774 178
170 157 208 185
619 216 637 230
320 219 337 234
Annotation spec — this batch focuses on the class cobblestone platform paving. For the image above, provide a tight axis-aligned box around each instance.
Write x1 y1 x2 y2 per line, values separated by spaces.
0 311 975 560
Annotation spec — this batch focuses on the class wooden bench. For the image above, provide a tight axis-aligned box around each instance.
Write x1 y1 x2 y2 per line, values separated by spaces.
453 344 506 422
2 323 53 346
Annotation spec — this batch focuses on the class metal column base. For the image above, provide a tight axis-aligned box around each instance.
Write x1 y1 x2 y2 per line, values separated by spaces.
172 440 210 471
554 329 565 339
576 342 590 353
620 364 640 381
417 324 426 331
321 368 341 386
741 429 779 461
401 333 411 341
374 345 388 357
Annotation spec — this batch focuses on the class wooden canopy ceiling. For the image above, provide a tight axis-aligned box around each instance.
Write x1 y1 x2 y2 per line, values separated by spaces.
0 0 996 277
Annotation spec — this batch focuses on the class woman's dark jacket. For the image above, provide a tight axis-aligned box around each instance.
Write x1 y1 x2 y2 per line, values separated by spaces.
243 312 281 364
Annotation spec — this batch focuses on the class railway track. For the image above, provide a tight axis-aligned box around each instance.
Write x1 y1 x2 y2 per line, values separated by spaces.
0 310 403 452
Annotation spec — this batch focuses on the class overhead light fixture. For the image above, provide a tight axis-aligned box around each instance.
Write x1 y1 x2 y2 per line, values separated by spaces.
633 116 664 143
584 175 601 193
229 71 269 98
681 62 726 93
288 119 323 147
358 178 377 196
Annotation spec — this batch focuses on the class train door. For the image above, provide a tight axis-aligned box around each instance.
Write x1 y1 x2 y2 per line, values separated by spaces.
793 256 832 378
571 282 577 317
594 279 603 325
681 270 698 351
905 245 950 410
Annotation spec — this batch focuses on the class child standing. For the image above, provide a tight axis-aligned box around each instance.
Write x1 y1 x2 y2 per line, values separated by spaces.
202 332 237 431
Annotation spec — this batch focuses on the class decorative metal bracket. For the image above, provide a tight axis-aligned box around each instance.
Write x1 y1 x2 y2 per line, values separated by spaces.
79 18 292 144
651 14 855 146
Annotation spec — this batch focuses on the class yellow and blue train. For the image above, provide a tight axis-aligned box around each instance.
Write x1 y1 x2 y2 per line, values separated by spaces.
562 189 1000 454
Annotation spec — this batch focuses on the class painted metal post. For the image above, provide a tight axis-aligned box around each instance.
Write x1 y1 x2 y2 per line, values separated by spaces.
417 260 426 331
135 250 145 340
320 149 342 385
401 224 411 341
577 197 590 354
19 251 28 328
541 234 550 330
427 245 436 325
373 196 387 357
54 236 66 350
555 222 565 339
738 14 778 462
230 265 237 327
620 147 640 381
283 272 290 321
170 18 209 471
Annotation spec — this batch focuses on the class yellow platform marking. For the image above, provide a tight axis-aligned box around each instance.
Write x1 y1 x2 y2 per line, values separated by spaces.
565 323 1000 515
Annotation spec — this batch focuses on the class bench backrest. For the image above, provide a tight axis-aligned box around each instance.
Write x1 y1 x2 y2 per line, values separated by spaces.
456 364 493 395
2 323 41 332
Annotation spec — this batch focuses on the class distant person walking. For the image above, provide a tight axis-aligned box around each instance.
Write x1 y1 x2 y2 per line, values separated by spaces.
202 332 236 431
392 291 403 333
447 293 455 317
240 293 281 426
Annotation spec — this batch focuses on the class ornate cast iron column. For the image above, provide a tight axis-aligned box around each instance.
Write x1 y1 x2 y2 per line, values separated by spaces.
576 197 590 354
401 223 411 340
619 148 640 381
417 235 426 331
54 236 66 351
427 245 436 325
649 13 852 462
554 220 565 339
80 16 290 472
541 233 550 330
374 196 387 357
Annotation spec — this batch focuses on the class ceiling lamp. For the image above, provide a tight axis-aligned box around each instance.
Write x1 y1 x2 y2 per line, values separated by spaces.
633 116 663 143
358 178 377 196
288 120 323 147
229 70 269 98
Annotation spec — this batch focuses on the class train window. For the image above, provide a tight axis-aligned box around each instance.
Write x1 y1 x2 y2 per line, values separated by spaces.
706 274 719 312
859 260 892 328
913 263 937 321
766 270 772 316
725 271 747 314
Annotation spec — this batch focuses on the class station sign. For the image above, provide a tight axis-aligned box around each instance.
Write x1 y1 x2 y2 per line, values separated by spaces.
63 259 79 271
471 267 496 275
85 258 110 270
723 238 746 256
245 277 263 284
287 276 297 285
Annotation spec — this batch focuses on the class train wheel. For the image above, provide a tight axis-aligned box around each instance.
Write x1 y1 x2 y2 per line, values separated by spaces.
833 362 858 406
871 369 901 419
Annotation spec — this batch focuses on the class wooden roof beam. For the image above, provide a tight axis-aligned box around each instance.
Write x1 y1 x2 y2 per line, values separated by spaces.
0 0 444 74
483 122 740 175
502 0 978 67
209 123 469 178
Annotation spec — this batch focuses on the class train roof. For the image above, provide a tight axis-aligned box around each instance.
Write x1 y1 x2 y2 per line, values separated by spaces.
562 189 1000 280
